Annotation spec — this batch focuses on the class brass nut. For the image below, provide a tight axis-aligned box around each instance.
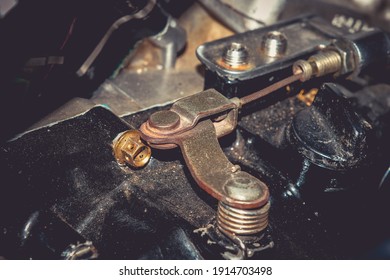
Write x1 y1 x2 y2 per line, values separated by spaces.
113 130 151 168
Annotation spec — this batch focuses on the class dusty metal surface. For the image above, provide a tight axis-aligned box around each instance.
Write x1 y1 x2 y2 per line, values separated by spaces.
177 120 269 209
140 89 239 148
26 98 97 131
91 70 204 117
90 2 235 119
139 89 271 210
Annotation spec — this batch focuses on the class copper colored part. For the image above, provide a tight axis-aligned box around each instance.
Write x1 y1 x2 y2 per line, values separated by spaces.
217 201 270 235
140 89 239 145
139 89 269 209
177 120 269 209
218 42 253 71
139 72 304 209
239 73 302 105
148 110 180 130
216 57 254 71
139 71 303 210
113 130 151 168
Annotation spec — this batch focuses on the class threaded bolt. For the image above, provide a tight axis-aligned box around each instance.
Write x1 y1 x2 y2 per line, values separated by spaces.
261 31 288 58
293 50 342 82
222 42 249 67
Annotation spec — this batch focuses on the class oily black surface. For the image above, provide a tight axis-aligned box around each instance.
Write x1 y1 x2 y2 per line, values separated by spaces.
0 106 212 259
1 82 389 259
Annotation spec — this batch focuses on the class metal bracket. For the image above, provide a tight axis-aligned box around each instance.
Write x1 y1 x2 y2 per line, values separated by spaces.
140 89 269 210
140 89 240 148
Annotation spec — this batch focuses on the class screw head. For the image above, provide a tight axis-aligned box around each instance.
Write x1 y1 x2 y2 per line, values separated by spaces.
223 173 265 201
148 110 180 130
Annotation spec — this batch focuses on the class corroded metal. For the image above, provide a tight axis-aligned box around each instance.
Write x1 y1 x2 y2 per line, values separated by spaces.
140 89 240 149
178 120 269 209
139 89 269 210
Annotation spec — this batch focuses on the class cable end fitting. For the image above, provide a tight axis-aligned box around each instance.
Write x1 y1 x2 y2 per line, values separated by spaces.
293 50 342 82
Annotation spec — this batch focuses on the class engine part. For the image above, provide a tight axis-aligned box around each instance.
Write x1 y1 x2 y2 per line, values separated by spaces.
293 50 342 81
113 130 152 168
222 42 250 69
293 29 390 81
139 88 273 252
149 16 187 69
140 89 269 207
260 31 288 58
197 15 350 97
62 241 99 260
0 1 389 261
287 83 371 170
217 201 270 236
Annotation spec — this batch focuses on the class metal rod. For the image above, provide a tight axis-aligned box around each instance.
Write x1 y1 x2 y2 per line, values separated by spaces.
239 72 302 106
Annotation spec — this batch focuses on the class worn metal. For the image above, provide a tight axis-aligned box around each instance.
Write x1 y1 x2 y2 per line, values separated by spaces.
92 70 203 117
140 89 240 148
113 130 151 168
2 81 390 259
217 201 270 235
222 42 250 68
150 16 187 69
139 74 309 207
261 31 288 58
198 0 261 33
293 29 390 81
220 0 285 26
196 15 350 81
139 88 270 210
177 120 269 209
293 50 342 81
240 73 302 105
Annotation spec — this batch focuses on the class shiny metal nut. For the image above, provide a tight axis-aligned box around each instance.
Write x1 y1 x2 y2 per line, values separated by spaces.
113 130 152 168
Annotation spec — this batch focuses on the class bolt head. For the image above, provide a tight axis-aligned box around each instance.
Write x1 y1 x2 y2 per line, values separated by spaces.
148 110 180 130
223 173 266 201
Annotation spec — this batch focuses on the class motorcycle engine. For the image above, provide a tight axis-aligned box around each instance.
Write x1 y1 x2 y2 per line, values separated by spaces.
0 0 389 260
